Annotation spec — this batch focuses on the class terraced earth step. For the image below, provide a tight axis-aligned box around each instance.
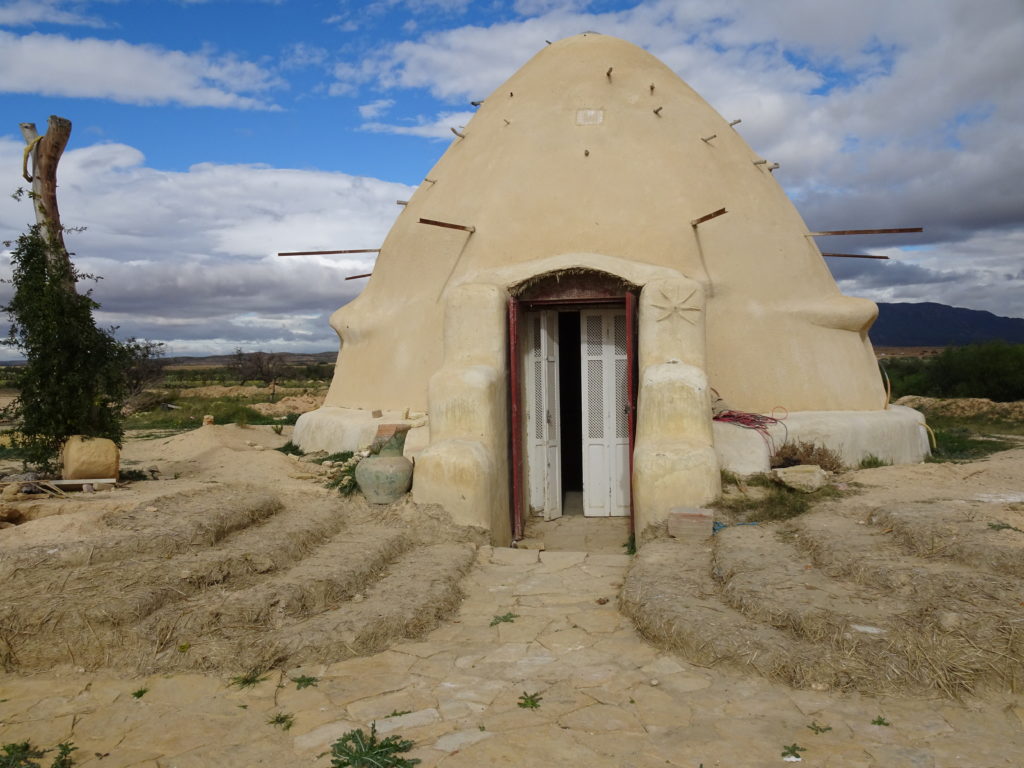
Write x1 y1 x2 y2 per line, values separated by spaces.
869 502 1024 578
620 539 856 693
714 523 1024 696
246 542 478 670
0 486 282 577
0 495 348 672
139 525 414 666
713 524 907 642
788 510 1024 604
3 496 346 624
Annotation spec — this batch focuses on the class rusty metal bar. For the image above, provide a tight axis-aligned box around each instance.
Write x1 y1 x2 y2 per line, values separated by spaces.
418 217 476 233
807 228 923 236
690 207 727 228
277 248 381 256
821 253 890 260
345 273 373 280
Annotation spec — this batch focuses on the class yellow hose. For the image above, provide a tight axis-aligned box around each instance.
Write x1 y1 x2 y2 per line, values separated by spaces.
923 422 937 450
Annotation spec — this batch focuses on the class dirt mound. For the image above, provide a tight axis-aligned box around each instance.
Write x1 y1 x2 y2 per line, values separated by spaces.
251 394 325 417
897 395 1024 420
165 385 325 399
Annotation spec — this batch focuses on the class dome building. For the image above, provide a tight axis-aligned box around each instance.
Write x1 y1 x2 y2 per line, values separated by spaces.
294 33 928 546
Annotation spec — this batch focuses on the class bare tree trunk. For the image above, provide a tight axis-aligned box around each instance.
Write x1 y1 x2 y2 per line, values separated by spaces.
20 115 75 292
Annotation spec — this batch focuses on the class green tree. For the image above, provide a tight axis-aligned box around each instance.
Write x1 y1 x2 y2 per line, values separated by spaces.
2 226 158 469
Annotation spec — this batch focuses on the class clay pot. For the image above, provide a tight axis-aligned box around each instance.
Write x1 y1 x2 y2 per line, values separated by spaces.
355 424 414 504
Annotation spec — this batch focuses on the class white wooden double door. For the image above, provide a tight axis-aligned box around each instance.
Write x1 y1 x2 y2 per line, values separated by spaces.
525 309 631 519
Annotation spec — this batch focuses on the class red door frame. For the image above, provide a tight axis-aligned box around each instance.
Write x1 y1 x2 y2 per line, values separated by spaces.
508 294 638 541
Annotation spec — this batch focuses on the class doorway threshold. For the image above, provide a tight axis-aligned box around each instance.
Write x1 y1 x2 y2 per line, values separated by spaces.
521 514 630 554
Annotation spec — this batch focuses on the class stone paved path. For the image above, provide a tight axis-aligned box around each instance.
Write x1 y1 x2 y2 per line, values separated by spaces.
2 546 1022 767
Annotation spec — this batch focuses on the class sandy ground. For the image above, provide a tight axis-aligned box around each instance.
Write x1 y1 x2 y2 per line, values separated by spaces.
1 427 1023 765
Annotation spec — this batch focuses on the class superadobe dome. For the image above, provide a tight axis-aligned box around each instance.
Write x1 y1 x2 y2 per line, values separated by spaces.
295 33 928 545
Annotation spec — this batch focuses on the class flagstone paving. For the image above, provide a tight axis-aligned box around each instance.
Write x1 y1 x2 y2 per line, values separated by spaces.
2 545 1022 767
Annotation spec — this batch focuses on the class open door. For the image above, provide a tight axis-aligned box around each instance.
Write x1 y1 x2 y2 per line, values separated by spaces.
580 309 631 517
524 311 562 520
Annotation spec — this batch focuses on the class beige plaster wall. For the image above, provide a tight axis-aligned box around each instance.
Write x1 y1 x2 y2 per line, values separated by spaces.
411 284 512 546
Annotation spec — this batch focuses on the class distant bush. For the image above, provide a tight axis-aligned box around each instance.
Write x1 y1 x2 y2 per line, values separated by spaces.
882 342 1024 402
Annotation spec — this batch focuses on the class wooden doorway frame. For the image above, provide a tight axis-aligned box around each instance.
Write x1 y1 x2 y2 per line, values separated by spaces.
508 289 638 541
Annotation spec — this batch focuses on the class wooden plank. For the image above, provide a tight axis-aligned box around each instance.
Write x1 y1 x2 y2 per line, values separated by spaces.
418 218 476 233
48 478 118 487
690 207 727 227
821 253 890 260
277 249 381 256
807 228 922 236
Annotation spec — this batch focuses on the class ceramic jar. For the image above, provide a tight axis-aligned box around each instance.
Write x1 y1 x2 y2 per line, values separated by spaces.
354 423 414 504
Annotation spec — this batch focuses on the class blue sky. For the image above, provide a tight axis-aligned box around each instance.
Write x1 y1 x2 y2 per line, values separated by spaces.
1 0 1022 357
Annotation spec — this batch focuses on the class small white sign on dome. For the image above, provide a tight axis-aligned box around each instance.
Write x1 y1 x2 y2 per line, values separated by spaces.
576 109 604 125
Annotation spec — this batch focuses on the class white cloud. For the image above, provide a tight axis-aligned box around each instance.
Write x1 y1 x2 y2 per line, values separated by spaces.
361 110 475 139
358 98 395 118
0 137 415 357
0 0 105 27
333 0 1024 319
0 31 284 109
279 42 329 71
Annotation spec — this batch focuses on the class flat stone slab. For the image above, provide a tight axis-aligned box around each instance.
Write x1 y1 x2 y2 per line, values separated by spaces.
490 547 540 565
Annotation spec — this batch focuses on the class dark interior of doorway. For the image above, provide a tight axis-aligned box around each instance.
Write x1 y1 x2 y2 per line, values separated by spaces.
558 311 582 512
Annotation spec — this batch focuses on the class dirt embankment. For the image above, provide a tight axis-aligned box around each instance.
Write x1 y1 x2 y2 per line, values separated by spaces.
896 395 1024 420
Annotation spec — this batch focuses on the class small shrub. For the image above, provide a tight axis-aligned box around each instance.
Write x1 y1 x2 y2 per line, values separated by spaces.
268 712 294 731
130 688 148 699
781 744 806 758
324 452 362 496
771 441 844 473
857 454 889 469
276 441 304 456
871 715 891 726
229 670 268 689
715 482 842 523
325 724 421 768
311 451 353 465
517 691 542 709
291 675 319 690
0 741 76 768
720 469 741 487
490 612 518 626
926 427 1015 462
271 424 284 435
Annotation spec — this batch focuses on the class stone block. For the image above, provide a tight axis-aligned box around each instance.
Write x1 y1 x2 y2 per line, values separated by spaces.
773 464 829 493
61 435 119 480
490 547 539 565
666 507 713 539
